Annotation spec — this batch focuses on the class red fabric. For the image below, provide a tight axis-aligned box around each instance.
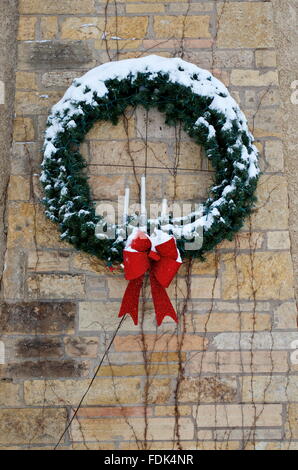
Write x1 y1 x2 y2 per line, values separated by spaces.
118 231 182 326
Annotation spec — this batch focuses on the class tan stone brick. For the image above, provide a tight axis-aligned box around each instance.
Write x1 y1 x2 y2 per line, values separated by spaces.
27 250 71 272
147 378 172 404
17 15 36 41
286 404 298 439
255 50 277 68
267 231 291 250
154 406 191 417
242 375 298 402
8 176 30 201
41 71 81 88
27 274 85 299
0 408 66 445
219 232 265 251
15 91 61 115
264 140 284 172
40 16 58 40
126 4 165 13
194 404 282 427
61 16 148 40
87 114 135 141
230 70 278 87
13 117 34 141
16 71 37 90
168 3 213 13
72 252 107 274
188 351 290 374
114 334 207 352
188 276 221 299
7 202 35 248
71 417 193 442
95 39 142 50
35 205 69 249
76 406 151 418
167 173 214 201
154 15 210 38
274 302 298 330
0 383 21 406
24 378 142 405
217 3 274 48
126 0 187 2
97 363 178 377
247 108 282 138
20 0 95 14
179 377 237 403
222 251 295 300
251 175 289 230
64 336 99 358
180 252 217 276
187 313 272 333
175 142 201 171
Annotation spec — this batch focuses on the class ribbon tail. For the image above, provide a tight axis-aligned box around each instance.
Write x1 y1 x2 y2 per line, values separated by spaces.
150 272 178 326
118 276 144 325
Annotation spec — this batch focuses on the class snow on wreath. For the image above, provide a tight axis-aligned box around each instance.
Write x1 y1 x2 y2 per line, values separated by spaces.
40 55 260 265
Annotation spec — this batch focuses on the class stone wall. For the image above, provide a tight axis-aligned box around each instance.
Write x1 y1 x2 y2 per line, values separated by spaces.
0 0 297 450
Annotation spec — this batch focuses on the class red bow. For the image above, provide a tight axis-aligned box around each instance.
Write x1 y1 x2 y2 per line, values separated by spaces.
118 230 182 326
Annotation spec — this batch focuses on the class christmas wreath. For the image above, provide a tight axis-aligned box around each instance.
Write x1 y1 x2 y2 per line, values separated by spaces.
40 55 259 265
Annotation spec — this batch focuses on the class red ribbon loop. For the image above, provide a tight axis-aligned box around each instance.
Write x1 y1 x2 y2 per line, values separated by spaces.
118 230 182 326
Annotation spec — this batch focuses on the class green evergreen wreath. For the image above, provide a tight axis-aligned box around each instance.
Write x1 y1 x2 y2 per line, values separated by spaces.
40 55 260 264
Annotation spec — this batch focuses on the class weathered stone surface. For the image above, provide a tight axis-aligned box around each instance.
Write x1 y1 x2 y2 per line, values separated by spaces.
0 302 75 334
154 15 210 38
187 313 272 333
7 202 35 248
19 0 95 14
217 3 274 48
15 337 63 358
274 302 298 329
0 408 67 445
15 90 61 115
8 176 30 201
41 70 84 88
71 417 193 442
212 332 298 350
286 404 298 439
264 140 284 172
267 231 291 250
24 378 142 405
231 70 278 87
27 250 71 272
40 16 58 40
17 15 36 41
61 16 148 40
242 375 298 402
255 50 277 68
188 351 290 374
64 336 99 358
222 252 295 300
194 404 282 427
18 41 93 70
7 360 88 379
251 175 289 230
0 381 21 406
27 274 85 299
15 71 37 90
178 377 237 403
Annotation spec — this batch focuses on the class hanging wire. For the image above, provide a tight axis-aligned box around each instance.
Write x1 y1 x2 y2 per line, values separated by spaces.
54 315 127 450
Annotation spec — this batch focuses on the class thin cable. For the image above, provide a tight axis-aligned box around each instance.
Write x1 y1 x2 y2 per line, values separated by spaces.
54 315 127 450
87 163 213 173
